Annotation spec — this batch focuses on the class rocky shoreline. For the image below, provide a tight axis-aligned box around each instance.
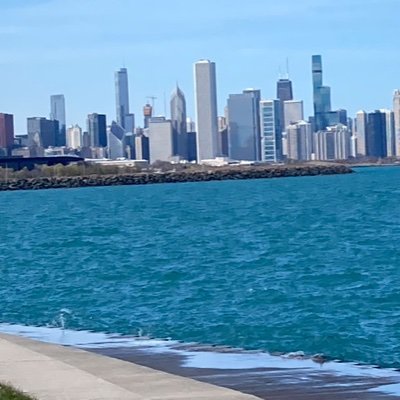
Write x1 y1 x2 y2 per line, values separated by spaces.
0 164 353 191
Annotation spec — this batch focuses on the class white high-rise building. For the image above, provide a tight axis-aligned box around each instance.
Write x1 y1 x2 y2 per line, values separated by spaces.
283 100 304 131
194 60 219 161
148 117 174 163
332 124 351 160
355 110 367 157
66 124 82 149
393 90 400 156
314 124 350 161
286 121 312 161
260 100 282 163
380 109 396 157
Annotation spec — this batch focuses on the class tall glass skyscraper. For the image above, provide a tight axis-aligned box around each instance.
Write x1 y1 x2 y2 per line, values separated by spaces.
227 89 261 161
312 55 332 131
366 111 387 158
87 113 107 148
50 94 66 146
115 68 134 131
194 60 219 161
170 85 188 160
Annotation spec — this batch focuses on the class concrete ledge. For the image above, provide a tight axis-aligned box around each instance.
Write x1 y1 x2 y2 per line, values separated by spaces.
0 333 261 400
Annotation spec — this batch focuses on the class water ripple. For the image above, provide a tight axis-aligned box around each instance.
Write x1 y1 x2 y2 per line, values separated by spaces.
1 167 400 367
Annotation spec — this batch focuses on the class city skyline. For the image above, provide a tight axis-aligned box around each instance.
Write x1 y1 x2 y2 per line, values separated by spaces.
1 0 399 133
1 54 398 164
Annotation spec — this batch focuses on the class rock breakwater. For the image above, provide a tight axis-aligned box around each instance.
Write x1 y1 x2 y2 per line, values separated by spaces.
0 164 353 192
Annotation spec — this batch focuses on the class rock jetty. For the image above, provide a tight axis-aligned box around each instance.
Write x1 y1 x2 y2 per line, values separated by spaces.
0 164 353 192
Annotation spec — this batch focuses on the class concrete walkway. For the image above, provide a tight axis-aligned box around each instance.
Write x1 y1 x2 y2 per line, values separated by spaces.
0 333 261 400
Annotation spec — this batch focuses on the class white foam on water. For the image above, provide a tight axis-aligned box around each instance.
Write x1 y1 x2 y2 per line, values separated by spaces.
370 383 400 396
0 323 176 348
2 321 400 392
179 349 400 378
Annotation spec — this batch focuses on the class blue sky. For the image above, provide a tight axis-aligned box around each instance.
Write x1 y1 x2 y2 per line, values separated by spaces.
1 0 399 133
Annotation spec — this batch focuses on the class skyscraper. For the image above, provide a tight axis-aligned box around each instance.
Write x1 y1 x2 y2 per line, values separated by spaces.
314 124 351 161
194 60 219 161
260 100 282 163
312 55 332 131
66 124 82 149
148 117 174 163
227 89 261 161
170 85 188 160
277 78 293 103
366 111 387 158
380 109 396 157
115 68 134 132
277 78 293 132
286 121 313 161
50 94 66 146
27 117 59 149
135 134 150 161
393 90 400 156
283 100 304 130
355 111 367 157
87 113 107 148
0 113 14 155
107 121 125 159
326 109 348 127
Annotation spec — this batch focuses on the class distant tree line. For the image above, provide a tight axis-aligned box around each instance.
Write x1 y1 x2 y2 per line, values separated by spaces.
0 161 210 181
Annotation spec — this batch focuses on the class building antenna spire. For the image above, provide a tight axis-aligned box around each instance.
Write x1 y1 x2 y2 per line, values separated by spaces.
163 91 167 117
286 57 290 79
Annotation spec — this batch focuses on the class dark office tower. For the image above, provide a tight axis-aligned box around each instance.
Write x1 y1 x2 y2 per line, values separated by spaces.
277 78 293 102
143 104 153 129
87 113 107 147
0 113 14 155
27 117 59 148
124 134 135 159
50 95 66 146
312 55 332 131
277 78 293 133
227 89 261 161
220 128 229 157
366 111 387 158
326 109 348 127
170 85 188 160
187 131 197 162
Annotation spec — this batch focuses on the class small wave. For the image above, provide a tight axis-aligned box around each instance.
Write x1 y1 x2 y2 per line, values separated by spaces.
1 322 400 387
0 323 176 348
370 383 400 396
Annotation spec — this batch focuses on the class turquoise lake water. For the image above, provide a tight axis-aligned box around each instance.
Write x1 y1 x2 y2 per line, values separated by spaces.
1 167 400 368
